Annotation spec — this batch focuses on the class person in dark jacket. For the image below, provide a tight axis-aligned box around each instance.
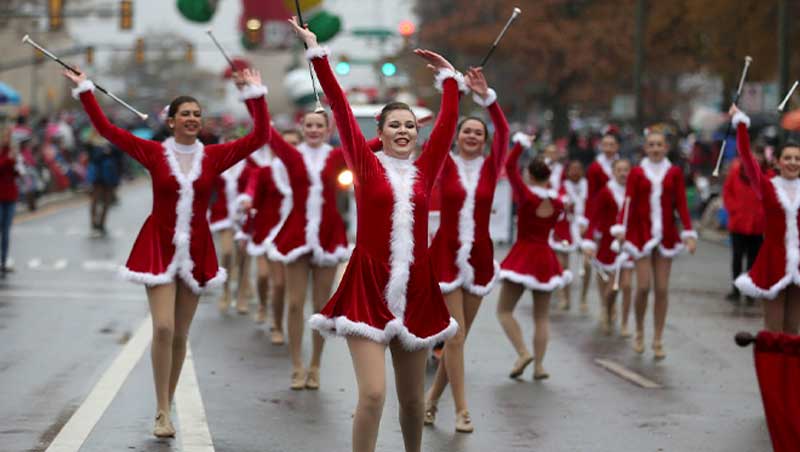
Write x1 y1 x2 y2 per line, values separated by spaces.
0 125 19 275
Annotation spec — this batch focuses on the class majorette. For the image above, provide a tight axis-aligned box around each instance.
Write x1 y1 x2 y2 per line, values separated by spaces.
549 176 588 253
581 178 633 272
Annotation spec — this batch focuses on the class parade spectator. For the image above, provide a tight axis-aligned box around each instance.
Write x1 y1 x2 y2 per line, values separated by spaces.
0 124 19 275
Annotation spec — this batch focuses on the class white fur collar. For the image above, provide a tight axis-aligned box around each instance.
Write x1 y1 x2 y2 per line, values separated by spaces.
640 157 671 184
298 142 333 173
249 146 272 167
607 179 626 208
773 176 800 209
596 153 617 177
453 154 484 186
162 137 204 183
528 185 558 199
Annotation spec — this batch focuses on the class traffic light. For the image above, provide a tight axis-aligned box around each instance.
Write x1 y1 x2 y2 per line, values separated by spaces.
335 55 350 75
185 43 194 64
244 18 263 48
134 38 145 64
120 0 133 30
381 62 397 77
85 46 95 65
398 20 415 37
49 0 63 32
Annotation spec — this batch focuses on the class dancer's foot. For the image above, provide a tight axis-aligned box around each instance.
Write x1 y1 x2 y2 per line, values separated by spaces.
153 410 176 438
533 363 549 380
217 292 231 313
305 366 320 390
620 323 631 338
235 296 249 315
290 368 306 390
600 315 612 335
455 410 474 433
558 298 570 311
652 340 666 360
633 331 645 354
509 354 534 379
254 305 267 324
423 399 438 426
270 328 285 345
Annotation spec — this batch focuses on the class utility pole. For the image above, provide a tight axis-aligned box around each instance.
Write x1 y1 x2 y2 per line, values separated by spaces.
633 0 646 130
778 0 790 110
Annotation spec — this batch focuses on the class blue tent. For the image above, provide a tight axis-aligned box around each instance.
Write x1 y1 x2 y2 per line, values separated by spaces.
0 82 21 105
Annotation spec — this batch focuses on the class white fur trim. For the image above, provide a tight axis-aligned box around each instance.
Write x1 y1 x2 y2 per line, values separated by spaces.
610 239 621 254
528 185 558 199
499 269 573 292
438 278 463 294
737 177 800 299
453 155 484 292
596 153 617 178
246 238 272 257
549 234 578 252
308 315 459 351
607 179 626 208
577 216 589 228
235 193 252 208
305 46 331 60
632 157 671 259
377 152 418 320
234 229 249 242
238 84 268 101
72 80 95 99
732 111 751 129
610 224 626 237
658 243 685 258
472 88 497 108
209 218 234 232
249 146 272 167
512 132 532 149
465 260 501 296
434 68 469 94
268 244 313 263
580 240 597 252
680 230 698 240
222 161 245 223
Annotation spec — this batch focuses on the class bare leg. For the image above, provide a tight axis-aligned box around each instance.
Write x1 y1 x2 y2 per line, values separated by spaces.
268 258 286 338
652 252 673 345
97 185 112 230
784 285 800 334
216 229 234 310
390 341 428 452
426 290 466 411
348 337 386 452
286 256 311 377
532 290 551 378
556 252 571 309
580 258 592 308
236 247 253 313
89 186 99 228
147 282 177 414
254 255 269 323
633 256 653 353
599 274 614 334
168 280 200 403
619 268 634 337
306 263 336 388
763 289 787 332
496 281 532 376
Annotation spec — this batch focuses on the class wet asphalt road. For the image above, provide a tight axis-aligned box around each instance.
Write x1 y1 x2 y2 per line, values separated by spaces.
0 182 771 452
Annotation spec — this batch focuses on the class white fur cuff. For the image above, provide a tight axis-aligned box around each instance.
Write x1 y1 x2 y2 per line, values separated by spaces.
732 111 750 128
72 80 95 99
472 88 497 108
239 84 268 101
610 224 626 237
610 240 621 253
235 193 252 207
580 240 597 252
577 216 589 228
305 46 331 60
681 230 698 240
434 69 468 94
512 132 532 149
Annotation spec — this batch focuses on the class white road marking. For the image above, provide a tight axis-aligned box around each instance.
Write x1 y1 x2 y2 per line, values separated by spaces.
53 259 68 270
176 346 216 452
0 290 143 302
65 227 83 236
82 260 120 271
45 317 152 452
594 358 662 389
27 258 42 269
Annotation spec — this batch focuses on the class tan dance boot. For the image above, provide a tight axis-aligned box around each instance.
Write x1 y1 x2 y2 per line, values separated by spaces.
652 340 666 360
217 291 231 313
290 368 306 390
305 367 320 390
509 354 534 379
423 399 438 426
619 323 631 338
633 331 645 354
254 303 267 324
235 294 249 315
153 410 176 438
270 328 285 345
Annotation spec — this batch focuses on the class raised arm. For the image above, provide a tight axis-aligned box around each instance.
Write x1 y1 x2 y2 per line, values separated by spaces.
63 70 154 168
467 67 509 178
209 69 271 173
506 139 529 202
730 105 762 199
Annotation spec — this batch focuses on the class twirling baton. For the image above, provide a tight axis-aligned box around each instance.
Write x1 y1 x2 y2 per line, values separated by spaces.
712 56 753 177
778 80 799 112
479 7 522 67
293 0 325 114
206 29 238 74
22 34 148 120
612 197 631 292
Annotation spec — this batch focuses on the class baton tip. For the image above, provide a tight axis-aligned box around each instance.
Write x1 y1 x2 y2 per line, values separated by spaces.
513 7 522 15
139 113 149 120
21 34 29 43
745 56 753 64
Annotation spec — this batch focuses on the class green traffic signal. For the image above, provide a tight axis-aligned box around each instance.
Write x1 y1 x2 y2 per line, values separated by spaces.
335 61 351 75
381 62 397 77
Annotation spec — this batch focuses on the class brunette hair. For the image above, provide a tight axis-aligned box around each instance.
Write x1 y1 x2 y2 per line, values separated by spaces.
167 96 200 118
612 158 631 170
528 156 551 182
776 140 800 160
303 110 329 126
280 129 302 142
457 116 488 137
377 102 416 130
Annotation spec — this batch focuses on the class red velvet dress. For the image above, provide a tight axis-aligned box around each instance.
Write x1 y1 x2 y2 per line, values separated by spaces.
208 160 245 232
733 113 800 299
580 180 633 271
306 47 462 349
585 153 615 218
500 143 571 291
550 178 588 253
239 151 292 256
430 89 509 297
74 80 269 294
614 157 696 259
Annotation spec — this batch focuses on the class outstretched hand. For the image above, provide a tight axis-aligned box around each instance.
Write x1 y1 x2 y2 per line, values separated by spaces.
241 68 262 87
466 67 488 98
288 16 319 48
413 49 455 73
62 65 86 85
728 103 740 117
684 237 697 255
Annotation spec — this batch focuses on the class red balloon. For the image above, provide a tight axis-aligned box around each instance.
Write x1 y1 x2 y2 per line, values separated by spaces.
222 58 252 79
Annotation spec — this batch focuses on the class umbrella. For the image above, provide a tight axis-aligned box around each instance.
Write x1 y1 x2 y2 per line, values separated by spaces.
131 128 154 139
736 331 800 452
0 82 21 105
781 109 800 131
222 58 251 79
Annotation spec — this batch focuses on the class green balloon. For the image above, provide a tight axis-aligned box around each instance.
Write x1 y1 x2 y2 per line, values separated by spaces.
177 0 216 23
307 11 341 43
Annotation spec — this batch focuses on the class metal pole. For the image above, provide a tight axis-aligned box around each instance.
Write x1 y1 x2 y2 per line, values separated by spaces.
778 0 790 141
633 0 646 131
